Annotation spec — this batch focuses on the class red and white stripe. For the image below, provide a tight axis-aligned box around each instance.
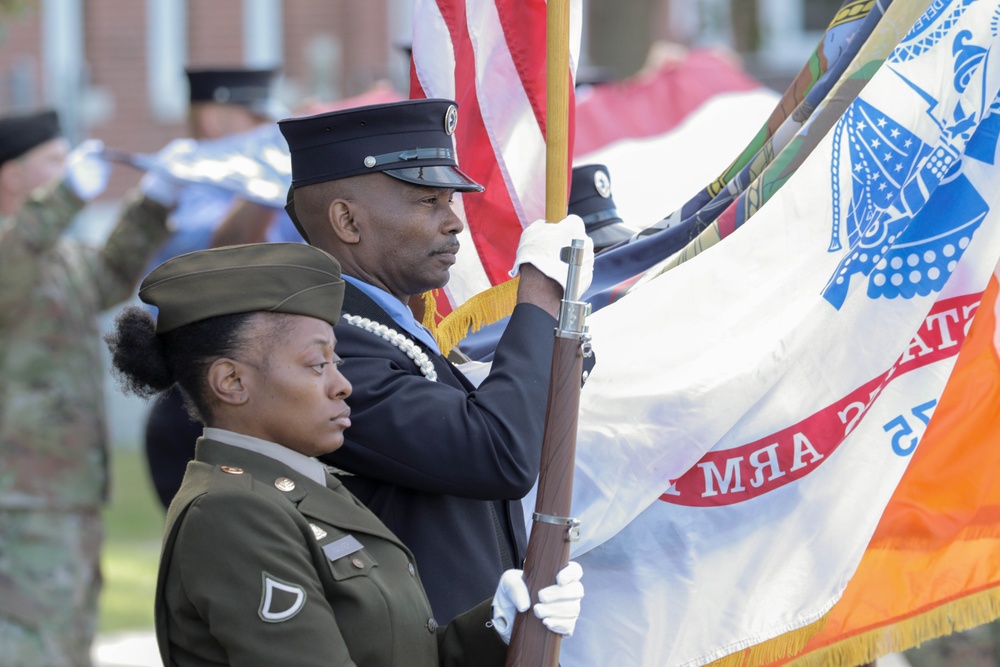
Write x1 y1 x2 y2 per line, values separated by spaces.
409 0 582 312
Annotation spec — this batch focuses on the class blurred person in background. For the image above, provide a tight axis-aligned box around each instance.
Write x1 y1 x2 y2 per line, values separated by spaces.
143 66 304 511
0 108 179 666
148 66 290 268
568 163 635 252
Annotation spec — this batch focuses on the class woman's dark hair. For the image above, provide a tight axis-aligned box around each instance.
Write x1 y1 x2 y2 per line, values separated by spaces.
104 305 258 423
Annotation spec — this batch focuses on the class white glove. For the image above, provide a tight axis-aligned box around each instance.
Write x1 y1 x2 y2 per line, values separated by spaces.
64 139 110 201
140 169 184 208
490 561 585 643
533 561 584 636
491 569 531 644
140 138 194 207
509 215 595 296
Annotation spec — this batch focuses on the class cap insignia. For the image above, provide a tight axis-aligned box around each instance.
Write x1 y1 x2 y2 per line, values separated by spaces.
594 169 612 198
444 104 459 135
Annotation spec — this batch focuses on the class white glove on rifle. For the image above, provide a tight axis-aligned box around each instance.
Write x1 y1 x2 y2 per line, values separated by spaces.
510 214 595 296
490 561 585 643
140 170 184 208
64 139 110 202
140 138 193 208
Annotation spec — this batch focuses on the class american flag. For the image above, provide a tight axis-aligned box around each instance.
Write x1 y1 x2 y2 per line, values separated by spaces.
408 0 581 313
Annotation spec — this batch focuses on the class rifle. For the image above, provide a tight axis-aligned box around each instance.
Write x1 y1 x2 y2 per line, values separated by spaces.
504 238 591 667
504 3 588 664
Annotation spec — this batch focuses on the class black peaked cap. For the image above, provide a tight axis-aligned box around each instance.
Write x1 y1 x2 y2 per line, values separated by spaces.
0 109 61 166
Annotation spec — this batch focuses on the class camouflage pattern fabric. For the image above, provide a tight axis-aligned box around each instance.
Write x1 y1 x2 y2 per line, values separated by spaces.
0 509 102 667
0 182 171 510
0 181 170 665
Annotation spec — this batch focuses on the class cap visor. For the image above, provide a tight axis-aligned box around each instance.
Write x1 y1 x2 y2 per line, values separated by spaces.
384 165 484 192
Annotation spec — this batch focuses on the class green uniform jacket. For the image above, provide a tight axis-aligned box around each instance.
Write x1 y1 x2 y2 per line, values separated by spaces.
156 438 508 667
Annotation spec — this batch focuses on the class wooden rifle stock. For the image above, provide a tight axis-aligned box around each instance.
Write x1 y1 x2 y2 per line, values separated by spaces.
505 239 589 667
503 335 583 666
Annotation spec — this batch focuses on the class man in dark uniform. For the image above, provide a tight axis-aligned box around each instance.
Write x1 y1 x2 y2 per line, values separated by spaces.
184 67 285 140
568 163 635 252
278 98 593 623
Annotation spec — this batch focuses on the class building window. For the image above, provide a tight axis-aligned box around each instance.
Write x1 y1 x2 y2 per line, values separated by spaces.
147 0 187 123
243 0 283 68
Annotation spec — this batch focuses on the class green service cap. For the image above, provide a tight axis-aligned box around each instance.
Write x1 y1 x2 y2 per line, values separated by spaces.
139 243 345 333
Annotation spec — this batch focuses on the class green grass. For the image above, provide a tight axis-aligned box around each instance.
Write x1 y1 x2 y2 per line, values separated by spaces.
99 447 165 633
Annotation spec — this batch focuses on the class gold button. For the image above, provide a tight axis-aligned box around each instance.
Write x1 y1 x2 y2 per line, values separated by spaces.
426 618 438 632
220 466 244 474
351 558 365 569
274 477 296 492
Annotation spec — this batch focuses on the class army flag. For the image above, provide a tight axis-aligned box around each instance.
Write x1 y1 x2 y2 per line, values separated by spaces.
766 263 1000 663
553 2 1000 665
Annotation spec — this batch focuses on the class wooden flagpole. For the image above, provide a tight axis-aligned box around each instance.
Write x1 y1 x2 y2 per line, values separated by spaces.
545 0 571 224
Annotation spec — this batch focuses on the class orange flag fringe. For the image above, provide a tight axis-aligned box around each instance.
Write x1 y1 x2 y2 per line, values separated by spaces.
743 270 1000 667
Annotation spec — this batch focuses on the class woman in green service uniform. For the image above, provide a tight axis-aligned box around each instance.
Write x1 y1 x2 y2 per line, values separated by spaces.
105 242 583 667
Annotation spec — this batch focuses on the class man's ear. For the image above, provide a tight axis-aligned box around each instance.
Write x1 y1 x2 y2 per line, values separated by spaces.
207 358 249 406
329 198 361 245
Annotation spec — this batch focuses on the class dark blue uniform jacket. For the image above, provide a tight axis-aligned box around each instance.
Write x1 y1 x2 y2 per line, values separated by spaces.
321 282 555 623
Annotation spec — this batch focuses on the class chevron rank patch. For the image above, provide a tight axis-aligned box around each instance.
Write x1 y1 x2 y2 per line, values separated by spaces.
258 572 306 623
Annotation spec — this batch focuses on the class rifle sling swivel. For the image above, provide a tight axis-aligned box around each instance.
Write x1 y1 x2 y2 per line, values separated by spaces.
533 512 582 542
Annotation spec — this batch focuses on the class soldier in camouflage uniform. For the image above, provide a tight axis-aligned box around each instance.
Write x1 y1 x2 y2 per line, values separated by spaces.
0 109 176 666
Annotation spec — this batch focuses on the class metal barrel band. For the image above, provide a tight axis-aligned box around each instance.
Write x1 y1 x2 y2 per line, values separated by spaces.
532 512 582 542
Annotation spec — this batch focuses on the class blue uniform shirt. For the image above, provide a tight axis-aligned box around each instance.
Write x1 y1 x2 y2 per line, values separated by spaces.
341 275 441 355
